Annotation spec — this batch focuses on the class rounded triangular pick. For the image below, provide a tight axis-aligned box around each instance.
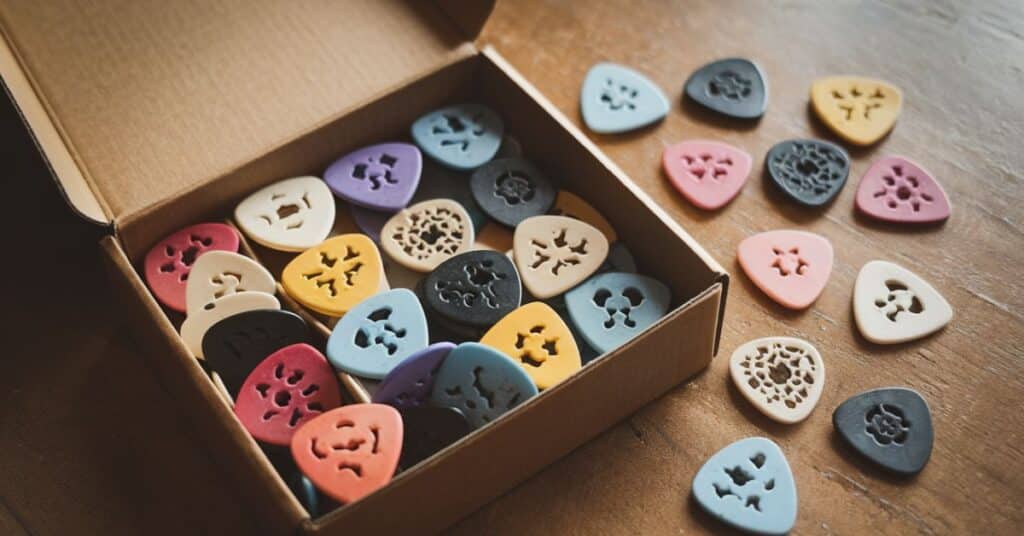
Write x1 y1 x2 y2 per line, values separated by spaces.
324 143 422 211
565 272 671 354
180 291 280 358
550 191 617 243
326 289 429 380
663 140 753 210
144 223 240 312
411 104 504 170
185 251 275 314
430 342 538 428
692 437 797 535
737 230 833 310
479 302 582 390
856 156 950 224
833 387 933 475
470 157 557 228
853 260 952 344
811 76 902 146
729 337 824 424
234 176 336 252
580 62 669 134
379 199 475 272
281 235 384 317
421 250 522 332
373 342 455 409
766 139 850 207
684 58 768 119
513 215 609 299
202 309 310 397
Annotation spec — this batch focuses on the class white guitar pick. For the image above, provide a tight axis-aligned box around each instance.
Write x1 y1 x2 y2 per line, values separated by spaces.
380 199 475 273
234 176 336 252
854 260 952 344
729 337 825 424
513 215 609 299
180 291 280 358
185 251 276 314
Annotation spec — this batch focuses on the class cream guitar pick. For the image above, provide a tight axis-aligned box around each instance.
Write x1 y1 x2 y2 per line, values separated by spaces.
180 291 280 358
380 199 475 272
730 337 824 424
185 251 275 314
234 176 336 252
513 215 609 299
854 260 952 344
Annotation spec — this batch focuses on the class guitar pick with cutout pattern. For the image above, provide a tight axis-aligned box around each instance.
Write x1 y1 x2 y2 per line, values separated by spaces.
513 215 609 299
181 291 280 358
202 309 310 397
185 251 275 315
281 234 384 317
550 190 617 243
421 250 523 333
565 272 671 354
729 337 825 424
856 155 950 224
663 140 753 210
811 76 902 146
470 157 557 228
144 223 240 313
380 199 475 272
833 387 933 475
580 62 669 134
430 342 538 429
411 104 504 170
479 302 582 390
372 342 453 410
326 289 429 380
766 139 850 207
324 143 422 212
684 58 768 119
738 230 833 310
398 406 471 469
234 177 335 252
853 260 952 344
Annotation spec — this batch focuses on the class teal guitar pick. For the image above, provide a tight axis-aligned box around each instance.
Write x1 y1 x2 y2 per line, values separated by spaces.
565 272 671 353
411 104 504 170
429 342 537 428
326 289 429 379
580 62 669 134
692 437 797 535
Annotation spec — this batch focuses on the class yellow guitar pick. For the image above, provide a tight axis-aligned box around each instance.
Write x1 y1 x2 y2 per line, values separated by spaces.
282 234 383 317
479 301 581 390
550 191 617 243
811 76 902 146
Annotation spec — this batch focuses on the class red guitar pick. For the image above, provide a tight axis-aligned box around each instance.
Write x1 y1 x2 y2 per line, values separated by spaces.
856 155 950 223
234 344 341 446
290 404 403 505
737 230 833 310
144 223 239 312
662 140 751 210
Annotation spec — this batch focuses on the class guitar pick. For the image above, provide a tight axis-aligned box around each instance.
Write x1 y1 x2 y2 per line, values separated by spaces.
692 437 797 535
202 309 310 396
856 156 951 224
833 387 933 475
513 215 609 299
411 104 504 170
379 199 475 272
853 260 952 344
430 342 538 428
737 230 833 310
729 337 824 424
422 250 522 332
286 472 321 517
479 302 581 390
470 157 557 227
766 139 850 207
373 342 455 409
326 289 429 380
180 292 280 358
473 223 514 253
281 234 384 317
684 58 768 119
412 160 488 231
663 140 752 210
234 176 336 252
580 62 669 134
144 223 240 312
497 136 523 158
234 343 342 446
811 76 902 146
185 251 275 314
599 242 638 274
550 191 617 243
398 406 471 469
324 143 422 211
565 272 671 354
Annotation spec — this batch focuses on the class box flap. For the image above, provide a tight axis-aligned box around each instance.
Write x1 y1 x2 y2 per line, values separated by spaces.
0 0 494 225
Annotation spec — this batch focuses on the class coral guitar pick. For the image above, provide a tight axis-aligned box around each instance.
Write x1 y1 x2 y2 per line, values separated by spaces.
513 215 609 299
692 437 797 535
412 160 488 231
853 260 952 344
422 251 522 333
144 223 240 312
833 387 933 475
234 176 335 252
372 342 455 409
550 191 617 243
856 156 951 224
398 406 471 469
411 104 504 170
430 343 538 428
479 302 582 390
185 251 275 314
663 140 752 210
326 289 429 380
684 58 768 119
811 76 902 146
234 344 342 446
766 139 850 207
180 292 280 358
565 272 671 354
470 157 557 227
324 143 422 211
379 199 475 272
729 337 825 424
580 62 669 134
281 235 384 317
202 309 310 397
737 230 833 310
290 404 403 505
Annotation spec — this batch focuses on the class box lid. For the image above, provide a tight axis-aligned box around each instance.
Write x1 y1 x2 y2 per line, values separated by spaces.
0 0 494 225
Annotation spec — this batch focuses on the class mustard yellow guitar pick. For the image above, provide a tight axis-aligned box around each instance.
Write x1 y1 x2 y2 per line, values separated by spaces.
479 301 581 390
811 76 902 146
513 215 609 299
282 234 383 317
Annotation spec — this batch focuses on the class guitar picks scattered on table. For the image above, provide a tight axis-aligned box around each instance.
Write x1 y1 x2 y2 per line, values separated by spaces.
766 139 850 207
853 260 952 344
811 76 902 146
663 140 752 210
580 62 669 134
737 230 833 310
729 337 824 424
684 58 768 120
856 155 950 223
833 387 933 475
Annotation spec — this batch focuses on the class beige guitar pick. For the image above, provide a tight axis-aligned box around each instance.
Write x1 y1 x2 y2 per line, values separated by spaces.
730 336 824 424
234 176 336 252
854 260 952 344
180 291 280 358
380 199 474 272
185 251 275 314
513 215 609 299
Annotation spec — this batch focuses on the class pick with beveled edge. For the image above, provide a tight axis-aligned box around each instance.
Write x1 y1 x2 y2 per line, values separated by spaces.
550 191 617 243
766 139 850 207
326 289 429 380
411 104 504 170
856 155 950 224
853 260 952 344
833 387 933 475
202 309 310 397
180 291 280 358
737 230 833 310
234 176 335 252
144 223 240 313
430 342 538 429
663 140 752 210
281 234 384 317
565 272 671 354
324 143 422 212
684 58 768 119
479 302 581 390
380 199 475 273
811 76 902 146
513 215 609 299
729 337 825 424
373 342 455 409
398 406 471 469
580 62 669 134
185 250 275 314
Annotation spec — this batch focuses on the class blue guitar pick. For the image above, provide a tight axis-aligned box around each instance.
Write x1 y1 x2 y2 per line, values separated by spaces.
692 437 797 535
411 104 504 170
565 272 671 353
430 342 537 428
326 289 429 379
580 63 669 134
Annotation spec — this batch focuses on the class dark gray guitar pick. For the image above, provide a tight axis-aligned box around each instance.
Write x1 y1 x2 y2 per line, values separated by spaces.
399 406 471 469
766 139 850 207
833 387 933 475
422 250 522 332
202 309 310 396
470 157 556 227
685 58 768 119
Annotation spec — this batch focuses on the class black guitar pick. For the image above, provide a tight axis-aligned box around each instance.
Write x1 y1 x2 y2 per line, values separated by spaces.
422 250 522 332
202 309 310 397
470 157 556 227
684 58 767 119
833 387 933 476
399 406 472 469
766 139 850 207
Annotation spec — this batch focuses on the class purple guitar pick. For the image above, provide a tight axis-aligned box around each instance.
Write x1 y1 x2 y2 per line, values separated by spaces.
372 342 454 409
349 204 393 243
325 142 422 211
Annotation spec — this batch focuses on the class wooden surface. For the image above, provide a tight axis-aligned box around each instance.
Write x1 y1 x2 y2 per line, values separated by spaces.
1 1 1021 534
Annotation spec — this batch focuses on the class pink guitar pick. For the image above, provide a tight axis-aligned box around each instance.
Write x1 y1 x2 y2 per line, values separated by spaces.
856 156 950 223
143 223 240 312
662 140 751 210
737 230 833 310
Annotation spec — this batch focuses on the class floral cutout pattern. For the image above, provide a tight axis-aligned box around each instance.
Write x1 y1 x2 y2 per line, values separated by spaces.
865 404 910 446
856 156 951 224
513 215 609 299
663 140 753 210
599 77 639 111
770 246 809 277
282 235 383 317
737 230 834 310
707 70 754 102
768 140 849 200
380 199 474 272
729 337 825 423
580 63 669 134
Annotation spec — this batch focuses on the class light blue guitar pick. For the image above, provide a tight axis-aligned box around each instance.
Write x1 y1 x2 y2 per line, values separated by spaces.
692 437 797 536
430 342 537 429
326 289 429 379
580 62 669 134
411 104 504 170
565 272 671 354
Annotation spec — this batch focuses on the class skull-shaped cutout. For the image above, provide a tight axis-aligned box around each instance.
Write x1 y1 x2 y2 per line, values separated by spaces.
429 343 538 429
234 176 336 252
324 143 422 212
373 342 455 409
144 223 240 312
411 104 504 170
282 234 384 317
480 302 581 390
565 272 671 354
326 289 429 380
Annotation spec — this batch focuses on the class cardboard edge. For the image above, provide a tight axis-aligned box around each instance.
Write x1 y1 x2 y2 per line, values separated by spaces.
435 0 496 39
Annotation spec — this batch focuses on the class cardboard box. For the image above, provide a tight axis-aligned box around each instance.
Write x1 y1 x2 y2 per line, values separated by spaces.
0 1 728 533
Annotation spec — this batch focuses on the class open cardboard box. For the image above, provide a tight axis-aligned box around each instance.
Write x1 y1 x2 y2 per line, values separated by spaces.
0 1 728 533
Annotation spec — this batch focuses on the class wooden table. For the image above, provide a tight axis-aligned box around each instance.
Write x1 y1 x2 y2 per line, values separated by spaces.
2 1 1021 534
